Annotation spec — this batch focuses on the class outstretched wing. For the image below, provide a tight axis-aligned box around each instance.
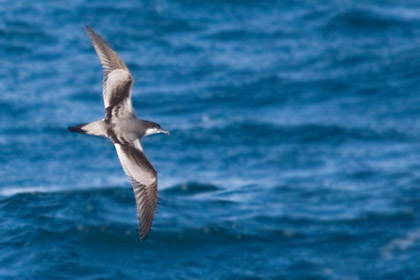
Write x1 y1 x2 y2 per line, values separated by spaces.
86 26 134 119
114 140 158 240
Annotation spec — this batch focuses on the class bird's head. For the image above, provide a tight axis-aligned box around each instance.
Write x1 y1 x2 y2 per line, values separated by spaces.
144 121 170 137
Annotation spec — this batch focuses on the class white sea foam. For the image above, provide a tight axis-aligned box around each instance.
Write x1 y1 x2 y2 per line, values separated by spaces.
381 228 420 259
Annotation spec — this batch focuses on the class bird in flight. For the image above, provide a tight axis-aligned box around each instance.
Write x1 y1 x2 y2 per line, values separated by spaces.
69 26 169 240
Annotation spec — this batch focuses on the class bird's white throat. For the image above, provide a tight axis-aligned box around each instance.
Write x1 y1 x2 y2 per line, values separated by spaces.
144 127 160 137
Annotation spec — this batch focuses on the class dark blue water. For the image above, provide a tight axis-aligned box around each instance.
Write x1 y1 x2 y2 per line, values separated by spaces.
1 0 420 279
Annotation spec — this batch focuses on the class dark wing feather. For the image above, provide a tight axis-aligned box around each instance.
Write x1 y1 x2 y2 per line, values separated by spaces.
114 141 158 240
128 177 158 239
86 26 134 117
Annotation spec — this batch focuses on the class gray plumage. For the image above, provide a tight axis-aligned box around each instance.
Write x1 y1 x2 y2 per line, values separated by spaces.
69 26 169 240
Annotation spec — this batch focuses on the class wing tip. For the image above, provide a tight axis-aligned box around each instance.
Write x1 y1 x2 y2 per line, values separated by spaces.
84 25 130 74
85 25 96 39
139 224 151 241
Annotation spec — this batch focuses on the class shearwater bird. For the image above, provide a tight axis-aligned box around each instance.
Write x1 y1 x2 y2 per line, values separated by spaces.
68 26 169 240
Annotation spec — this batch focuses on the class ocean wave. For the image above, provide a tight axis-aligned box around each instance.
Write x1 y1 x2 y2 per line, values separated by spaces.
324 7 411 33
381 228 420 259
204 29 287 41
173 121 411 147
163 182 220 195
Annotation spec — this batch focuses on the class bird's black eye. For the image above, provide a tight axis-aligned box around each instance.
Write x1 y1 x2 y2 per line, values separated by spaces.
156 124 161 129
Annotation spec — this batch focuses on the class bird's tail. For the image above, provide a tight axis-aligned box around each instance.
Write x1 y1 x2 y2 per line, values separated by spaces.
68 120 107 137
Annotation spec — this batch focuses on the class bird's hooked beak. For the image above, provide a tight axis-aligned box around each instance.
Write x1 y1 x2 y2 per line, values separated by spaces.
144 127 170 137
158 129 170 135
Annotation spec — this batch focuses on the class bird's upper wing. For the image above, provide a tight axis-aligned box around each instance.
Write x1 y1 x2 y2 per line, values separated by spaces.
114 140 158 240
86 26 134 120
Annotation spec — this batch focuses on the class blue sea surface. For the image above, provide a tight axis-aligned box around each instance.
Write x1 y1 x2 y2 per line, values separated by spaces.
1 0 420 279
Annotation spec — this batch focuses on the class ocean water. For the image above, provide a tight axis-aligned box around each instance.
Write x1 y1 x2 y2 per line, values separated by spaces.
1 0 420 279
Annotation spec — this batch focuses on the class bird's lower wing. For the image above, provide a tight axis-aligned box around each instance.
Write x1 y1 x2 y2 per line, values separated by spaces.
114 141 158 240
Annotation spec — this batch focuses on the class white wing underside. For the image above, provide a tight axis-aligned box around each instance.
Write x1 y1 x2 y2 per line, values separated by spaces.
115 141 155 186
114 140 158 240
86 26 134 115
